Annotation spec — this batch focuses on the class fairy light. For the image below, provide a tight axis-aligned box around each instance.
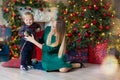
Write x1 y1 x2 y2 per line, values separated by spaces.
91 23 93 26
101 55 119 76
84 18 86 21
101 33 105 36
74 5 76 7
84 9 87 12
112 22 115 25
94 5 96 8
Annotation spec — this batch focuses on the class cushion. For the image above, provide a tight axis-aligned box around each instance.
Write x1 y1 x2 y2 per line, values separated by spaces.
1 58 20 68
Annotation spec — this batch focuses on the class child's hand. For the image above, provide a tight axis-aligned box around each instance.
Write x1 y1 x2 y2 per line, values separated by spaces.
36 28 41 32
24 31 29 37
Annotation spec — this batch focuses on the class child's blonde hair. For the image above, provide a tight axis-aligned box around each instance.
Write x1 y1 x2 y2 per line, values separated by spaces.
23 12 34 20
46 20 66 58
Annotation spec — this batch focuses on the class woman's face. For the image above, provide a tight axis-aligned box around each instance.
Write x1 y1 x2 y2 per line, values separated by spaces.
51 21 57 32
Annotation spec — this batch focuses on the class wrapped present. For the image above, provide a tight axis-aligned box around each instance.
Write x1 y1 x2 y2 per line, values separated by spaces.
65 48 88 63
0 44 10 62
0 25 11 41
88 42 108 64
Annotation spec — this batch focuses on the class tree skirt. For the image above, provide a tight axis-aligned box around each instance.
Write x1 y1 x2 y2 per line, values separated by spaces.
1 58 20 68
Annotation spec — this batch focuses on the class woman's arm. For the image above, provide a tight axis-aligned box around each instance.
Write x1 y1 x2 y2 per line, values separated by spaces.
25 34 42 49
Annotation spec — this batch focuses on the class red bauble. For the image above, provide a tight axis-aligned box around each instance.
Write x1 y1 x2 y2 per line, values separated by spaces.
77 46 81 50
21 0 25 4
18 46 21 50
98 37 102 40
67 33 72 37
13 25 17 29
59 16 63 20
5 8 9 12
85 24 89 29
12 13 16 17
95 6 99 10
73 20 79 23
103 13 107 17
70 2 74 5
85 32 89 37
81 12 84 17
88 5 92 10
18 16 22 20
78 33 81 36
77 38 81 43
82 6 86 11
73 27 77 31
99 25 103 30
13 0 17 2
13 45 17 49
92 20 97 25
106 25 110 30
73 12 77 16
107 11 111 16
27 7 32 10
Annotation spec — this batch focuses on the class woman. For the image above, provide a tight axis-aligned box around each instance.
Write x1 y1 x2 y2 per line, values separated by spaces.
25 20 84 72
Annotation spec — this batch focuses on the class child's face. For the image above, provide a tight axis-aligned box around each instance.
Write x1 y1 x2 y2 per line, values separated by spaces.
23 15 34 26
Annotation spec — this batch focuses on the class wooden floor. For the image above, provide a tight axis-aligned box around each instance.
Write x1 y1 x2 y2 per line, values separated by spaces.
0 63 120 80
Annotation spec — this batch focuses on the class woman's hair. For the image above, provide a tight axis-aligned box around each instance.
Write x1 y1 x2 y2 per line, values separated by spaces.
47 20 66 58
23 12 34 20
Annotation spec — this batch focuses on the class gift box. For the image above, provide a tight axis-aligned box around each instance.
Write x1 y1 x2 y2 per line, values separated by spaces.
65 48 88 63
0 25 11 41
88 42 108 64
0 44 10 62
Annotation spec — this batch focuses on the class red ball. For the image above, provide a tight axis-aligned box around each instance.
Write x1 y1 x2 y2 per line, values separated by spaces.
67 33 72 37
94 6 99 10
13 0 17 2
88 5 92 10
92 20 97 25
106 25 110 30
99 25 103 30
78 33 81 36
59 16 63 20
103 13 107 17
77 38 81 43
85 24 89 29
13 45 17 49
73 28 77 31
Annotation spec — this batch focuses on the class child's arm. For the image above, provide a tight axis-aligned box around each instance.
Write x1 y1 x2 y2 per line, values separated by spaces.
19 26 26 37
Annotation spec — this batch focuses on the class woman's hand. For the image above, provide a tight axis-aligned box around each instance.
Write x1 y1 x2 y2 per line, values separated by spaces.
24 34 36 43
25 34 43 49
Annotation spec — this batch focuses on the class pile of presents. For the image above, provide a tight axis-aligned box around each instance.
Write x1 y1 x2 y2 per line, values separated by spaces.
66 40 120 64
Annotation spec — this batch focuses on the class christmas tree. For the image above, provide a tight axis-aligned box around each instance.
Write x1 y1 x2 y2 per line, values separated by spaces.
2 0 49 59
57 0 115 51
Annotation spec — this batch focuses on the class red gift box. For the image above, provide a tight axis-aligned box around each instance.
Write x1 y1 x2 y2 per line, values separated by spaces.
88 42 108 64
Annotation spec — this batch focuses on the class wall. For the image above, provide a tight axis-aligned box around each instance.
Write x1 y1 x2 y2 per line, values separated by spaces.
0 0 7 25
